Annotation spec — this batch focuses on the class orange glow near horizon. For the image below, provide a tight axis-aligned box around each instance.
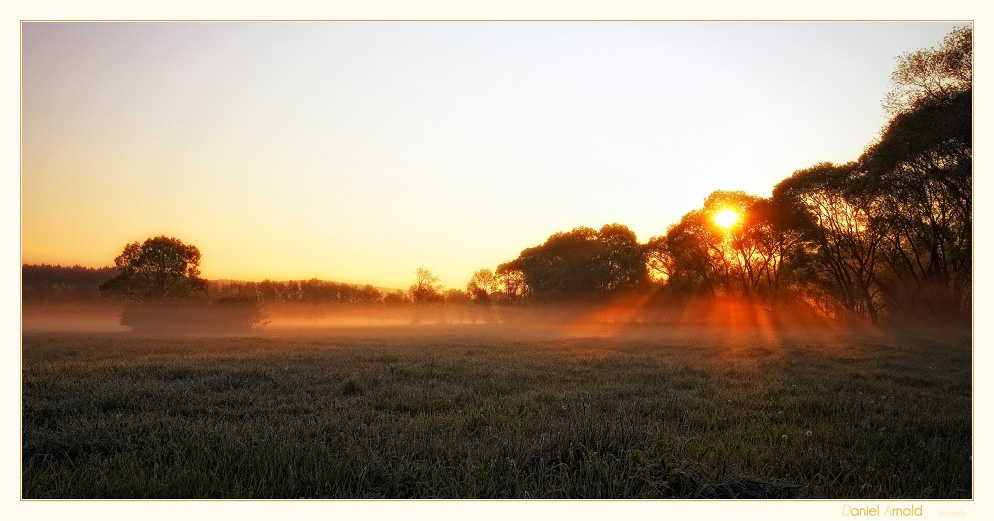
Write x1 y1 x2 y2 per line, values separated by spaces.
20 23 965 292
713 209 740 230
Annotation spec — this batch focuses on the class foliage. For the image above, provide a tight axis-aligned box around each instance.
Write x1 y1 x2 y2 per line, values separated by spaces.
215 279 385 305
650 26 971 325
860 89 972 319
409 268 443 305
467 268 499 304
22 264 117 303
494 263 531 304
772 163 888 324
98 236 271 332
99 236 207 302
884 25 971 116
501 224 648 302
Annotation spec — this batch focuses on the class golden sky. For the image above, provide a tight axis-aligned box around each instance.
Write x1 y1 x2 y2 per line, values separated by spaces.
21 21 964 289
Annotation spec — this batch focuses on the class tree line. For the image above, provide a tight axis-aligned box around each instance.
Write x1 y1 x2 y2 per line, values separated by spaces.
24 27 971 327
22 264 118 303
463 26 971 325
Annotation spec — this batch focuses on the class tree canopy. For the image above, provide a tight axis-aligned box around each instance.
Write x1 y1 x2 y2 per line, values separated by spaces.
409 268 443 305
500 224 648 302
884 25 972 116
99 236 207 302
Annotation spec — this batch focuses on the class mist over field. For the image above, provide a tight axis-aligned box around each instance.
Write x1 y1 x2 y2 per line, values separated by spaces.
22 303 127 333
21 274 973 500
22 298 841 337
20 22 973 502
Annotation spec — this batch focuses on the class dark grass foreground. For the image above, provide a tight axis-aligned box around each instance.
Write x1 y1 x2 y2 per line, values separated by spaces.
21 326 971 498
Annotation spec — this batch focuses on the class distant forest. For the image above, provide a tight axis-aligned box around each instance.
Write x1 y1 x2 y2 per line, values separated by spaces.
21 264 390 306
22 27 972 326
22 264 118 303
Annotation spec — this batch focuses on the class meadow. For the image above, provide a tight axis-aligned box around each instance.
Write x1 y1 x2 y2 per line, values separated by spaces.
21 324 972 499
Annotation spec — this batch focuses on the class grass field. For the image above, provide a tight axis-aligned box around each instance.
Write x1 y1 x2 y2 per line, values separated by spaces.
21 324 972 499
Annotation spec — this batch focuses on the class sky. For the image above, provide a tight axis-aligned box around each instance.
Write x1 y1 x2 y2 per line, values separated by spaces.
21 21 967 290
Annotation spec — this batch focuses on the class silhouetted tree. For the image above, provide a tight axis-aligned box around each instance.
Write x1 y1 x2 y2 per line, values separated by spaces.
884 25 971 116
410 268 443 305
467 268 498 303
99 236 207 302
503 224 647 302
861 89 971 319
663 191 794 298
495 262 530 304
773 163 888 324
99 236 269 331
643 236 674 284
408 268 443 324
597 223 651 292
478 26 972 326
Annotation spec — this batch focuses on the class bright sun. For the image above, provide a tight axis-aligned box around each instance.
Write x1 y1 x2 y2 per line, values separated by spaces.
714 209 740 229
